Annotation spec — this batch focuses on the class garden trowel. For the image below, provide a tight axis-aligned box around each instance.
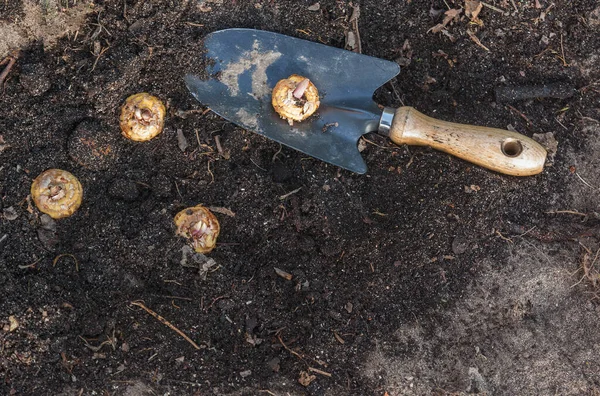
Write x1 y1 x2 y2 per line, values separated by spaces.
185 28 546 176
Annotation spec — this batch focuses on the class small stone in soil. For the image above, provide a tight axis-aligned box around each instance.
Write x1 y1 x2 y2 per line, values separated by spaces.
40 214 56 231
176 129 189 152
38 228 59 250
267 358 280 372
3 206 18 220
452 235 470 254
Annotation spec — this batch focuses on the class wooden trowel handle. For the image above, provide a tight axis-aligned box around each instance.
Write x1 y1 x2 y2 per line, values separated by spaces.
386 107 547 176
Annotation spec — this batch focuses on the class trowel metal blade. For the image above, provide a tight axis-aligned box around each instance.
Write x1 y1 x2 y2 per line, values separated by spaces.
184 28 400 174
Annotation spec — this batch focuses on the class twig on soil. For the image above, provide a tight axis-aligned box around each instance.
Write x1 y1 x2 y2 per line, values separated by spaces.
571 247 600 289
272 144 283 162
194 128 203 149
510 0 518 13
130 301 200 350
296 29 312 36
53 254 79 272
559 33 568 67
308 367 332 377
184 22 205 27
0 50 18 87
495 230 513 243
480 1 507 15
362 137 390 149
91 45 110 72
164 378 202 386
214 135 230 159
546 210 588 217
153 295 193 301
467 30 490 52
208 206 236 217
277 334 305 361
207 160 215 184
346 4 362 53
389 80 405 106
78 335 114 352
122 0 129 23
520 238 553 265
174 181 183 200
575 172 599 190
506 105 532 126
277 334 332 377
204 294 230 312
405 154 416 168
279 187 302 200
250 158 267 171
18 257 43 269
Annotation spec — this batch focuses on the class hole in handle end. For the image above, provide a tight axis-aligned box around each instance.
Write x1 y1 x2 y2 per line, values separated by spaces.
501 138 523 157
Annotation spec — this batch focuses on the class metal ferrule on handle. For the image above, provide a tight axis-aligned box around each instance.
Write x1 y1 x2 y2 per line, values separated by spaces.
378 107 395 136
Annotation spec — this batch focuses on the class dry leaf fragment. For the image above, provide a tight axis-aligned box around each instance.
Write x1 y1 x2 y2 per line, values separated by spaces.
357 138 367 152
441 29 457 42
345 302 353 313
430 7 444 18
429 8 463 33
298 370 316 387
465 0 483 20
467 30 490 51
395 39 413 66
429 23 446 34
208 206 236 217
0 135 9 153
444 8 463 22
176 129 188 152
9 315 19 332
465 184 481 193
333 330 345 344
274 267 293 281
424 76 437 85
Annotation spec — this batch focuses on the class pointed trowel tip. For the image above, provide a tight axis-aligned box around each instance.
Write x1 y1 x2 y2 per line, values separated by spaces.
354 161 368 175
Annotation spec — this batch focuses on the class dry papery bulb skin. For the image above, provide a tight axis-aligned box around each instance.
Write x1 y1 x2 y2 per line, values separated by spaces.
272 74 320 125
120 93 166 142
31 169 83 219
174 205 220 254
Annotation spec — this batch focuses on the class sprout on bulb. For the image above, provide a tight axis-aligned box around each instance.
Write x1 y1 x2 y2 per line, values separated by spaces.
272 74 320 125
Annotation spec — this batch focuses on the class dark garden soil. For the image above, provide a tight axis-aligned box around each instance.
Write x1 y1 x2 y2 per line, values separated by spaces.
1 1 600 395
